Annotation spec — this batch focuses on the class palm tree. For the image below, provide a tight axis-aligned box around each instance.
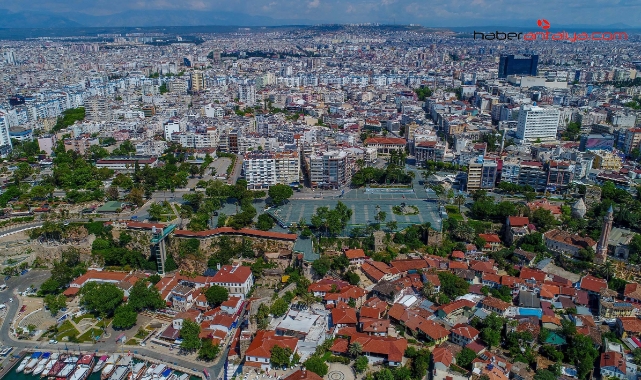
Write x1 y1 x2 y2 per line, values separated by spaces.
348 342 363 357
455 194 465 213
601 260 615 281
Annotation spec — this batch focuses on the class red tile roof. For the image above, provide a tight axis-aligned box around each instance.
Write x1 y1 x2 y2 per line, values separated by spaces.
345 249 367 259
365 137 407 145
508 216 529 227
211 265 252 284
580 275 608 293
284 370 323 380
331 307 358 325
451 324 479 340
245 330 298 359
431 347 453 367
519 268 546 282
174 227 297 240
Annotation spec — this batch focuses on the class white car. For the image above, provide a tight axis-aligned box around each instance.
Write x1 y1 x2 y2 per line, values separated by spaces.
8 298 12 302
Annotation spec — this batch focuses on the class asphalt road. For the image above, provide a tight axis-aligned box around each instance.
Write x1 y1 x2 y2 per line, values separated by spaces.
0 270 222 378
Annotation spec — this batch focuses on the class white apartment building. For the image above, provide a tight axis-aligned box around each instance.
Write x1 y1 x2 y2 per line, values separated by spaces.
0 111 13 156
209 264 254 297
170 128 219 149
164 121 181 140
204 104 225 118
515 104 560 142
238 84 256 106
242 151 300 189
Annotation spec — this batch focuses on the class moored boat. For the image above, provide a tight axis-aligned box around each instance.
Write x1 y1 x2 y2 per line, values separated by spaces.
16 356 30 373
24 352 43 374
128 362 146 380
42 353 60 378
177 374 189 380
159 368 173 380
109 366 131 380
69 354 95 380
47 354 68 378
151 364 166 378
56 355 80 379
33 352 52 375
93 355 109 373
101 354 121 380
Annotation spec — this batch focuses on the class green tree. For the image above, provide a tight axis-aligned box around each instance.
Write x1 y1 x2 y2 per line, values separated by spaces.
311 257 331 277
127 280 165 311
44 294 66 315
270 298 289 317
256 214 275 231
179 319 201 352
437 271 470 300
348 342 362 357
268 184 294 205
304 356 328 377
533 370 557 380
205 285 229 307
79 282 124 316
374 368 395 380
112 304 137 329
531 207 557 232
455 347 476 369
198 339 221 361
354 355 368 373
270 346 293 368
149 203 163 221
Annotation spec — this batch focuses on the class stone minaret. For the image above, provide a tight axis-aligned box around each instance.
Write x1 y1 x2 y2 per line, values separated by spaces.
595 205 613 264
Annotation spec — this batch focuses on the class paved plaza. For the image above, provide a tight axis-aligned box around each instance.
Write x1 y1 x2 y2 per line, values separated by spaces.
267 186 441 233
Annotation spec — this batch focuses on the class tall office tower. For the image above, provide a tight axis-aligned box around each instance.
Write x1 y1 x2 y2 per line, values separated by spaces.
84 96 111 122
190 71 205 92
238 84 256 106
515 104 560 142
466 156 498 191
498 54 539 78
3 50 16 65
0 111 13 156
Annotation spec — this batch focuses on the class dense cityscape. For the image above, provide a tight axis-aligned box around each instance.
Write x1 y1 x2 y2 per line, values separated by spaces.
0 22 641 380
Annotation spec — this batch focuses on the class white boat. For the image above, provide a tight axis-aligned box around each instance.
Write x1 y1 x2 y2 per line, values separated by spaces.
159 367 173 380
94 355 109 373
152 364 166 377
57 355 80 378
109 366 131 380
41 353 59 378
177 374 189 380
16 357 29 372
33 352 52 376
69 354 95 380
102 354 121 380
24 352 43 374
128 362 146 380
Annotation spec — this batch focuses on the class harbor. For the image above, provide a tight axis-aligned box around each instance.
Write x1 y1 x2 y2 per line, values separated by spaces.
0 350 206 380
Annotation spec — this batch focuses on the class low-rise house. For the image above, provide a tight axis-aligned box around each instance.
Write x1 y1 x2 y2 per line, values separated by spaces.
331 307 358 328
450 324 479 346
616 317 641 338
245 330 299 370
210 264 254 297
360 261 400 283
344 249 367 266
505 216 532 246
624 283 641 304
544 229 597 257
481 296 512 316
436 299 476 323
599 351 635 380
478 233 502 252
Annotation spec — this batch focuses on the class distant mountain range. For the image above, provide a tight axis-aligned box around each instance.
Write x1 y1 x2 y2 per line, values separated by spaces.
0 9 318 28
0 9 638 30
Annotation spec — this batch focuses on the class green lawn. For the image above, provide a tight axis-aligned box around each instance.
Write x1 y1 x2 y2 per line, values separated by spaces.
55 320 80 341
135 329 149 339
445 205 464 221
77 328 103 343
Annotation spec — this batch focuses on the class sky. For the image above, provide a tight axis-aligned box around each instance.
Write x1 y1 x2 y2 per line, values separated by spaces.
1 0 641 27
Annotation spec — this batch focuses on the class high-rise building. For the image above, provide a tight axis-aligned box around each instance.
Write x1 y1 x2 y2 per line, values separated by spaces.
84 96 111 121
515 104 560 142
498 54 539 78
3 50 15 65
467 156 497 191
0 110 13 156
623 128 641 155
242 151 300 189
238 84 256 106
190 71 205 92
307 151 350 189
